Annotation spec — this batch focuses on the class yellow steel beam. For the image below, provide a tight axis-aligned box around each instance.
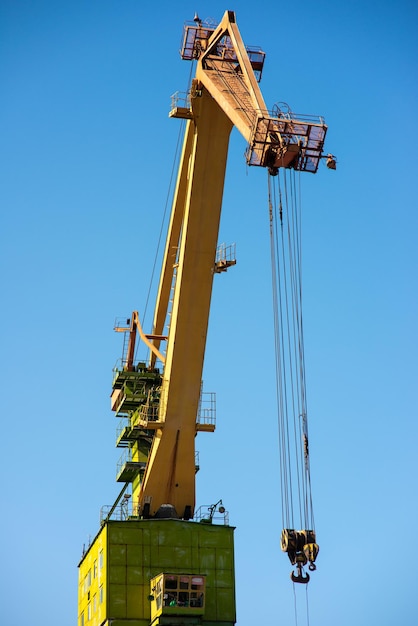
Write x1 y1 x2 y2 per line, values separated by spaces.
131 311 166 365
135 87 233 518
149 115 195 369
136 11 274 518
150 10 266 369
195 10 268 143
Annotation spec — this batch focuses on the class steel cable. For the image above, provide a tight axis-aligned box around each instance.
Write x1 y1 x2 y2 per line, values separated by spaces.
268 167 315 533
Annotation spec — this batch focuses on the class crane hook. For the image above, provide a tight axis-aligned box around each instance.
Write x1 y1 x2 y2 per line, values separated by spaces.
290 563 310 584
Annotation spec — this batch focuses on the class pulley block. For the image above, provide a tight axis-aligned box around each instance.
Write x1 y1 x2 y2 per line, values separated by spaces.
280 528 319 583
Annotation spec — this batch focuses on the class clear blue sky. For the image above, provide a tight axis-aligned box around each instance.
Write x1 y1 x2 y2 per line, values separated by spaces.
1 1 417 625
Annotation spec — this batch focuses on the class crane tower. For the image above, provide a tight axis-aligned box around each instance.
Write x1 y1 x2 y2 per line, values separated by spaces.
77 11 332 626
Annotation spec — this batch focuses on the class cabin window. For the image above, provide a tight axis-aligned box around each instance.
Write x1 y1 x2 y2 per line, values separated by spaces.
161 574 205 608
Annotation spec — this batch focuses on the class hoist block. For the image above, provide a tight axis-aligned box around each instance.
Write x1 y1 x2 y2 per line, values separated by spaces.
280 528 319 567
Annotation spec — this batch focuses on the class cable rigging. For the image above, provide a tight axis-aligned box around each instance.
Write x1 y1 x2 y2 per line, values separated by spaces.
268 168 319 584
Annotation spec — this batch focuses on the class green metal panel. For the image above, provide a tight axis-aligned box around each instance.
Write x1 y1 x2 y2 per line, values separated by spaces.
79 518 235 626
109 583 127 617
109 543 128 565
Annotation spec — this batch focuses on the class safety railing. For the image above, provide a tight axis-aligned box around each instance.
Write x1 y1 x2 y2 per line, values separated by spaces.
215 243 236 273
170 91 190 111
100 495 132 522
112 359 162 376
194 501 229 526
197 391 216 428
116 448 146 480
116 417 130 442
246 107 327 174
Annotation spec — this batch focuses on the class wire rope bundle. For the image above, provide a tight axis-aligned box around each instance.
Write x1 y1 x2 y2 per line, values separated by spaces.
267 169 319 585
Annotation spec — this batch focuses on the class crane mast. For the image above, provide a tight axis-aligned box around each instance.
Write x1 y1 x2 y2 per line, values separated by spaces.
136 88 233 521
78 11 332 626
125 10 328 522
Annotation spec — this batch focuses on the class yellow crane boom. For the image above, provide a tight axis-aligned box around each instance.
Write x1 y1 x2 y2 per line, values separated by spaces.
77 15 332 626
117 10 329 521
137 88 233 519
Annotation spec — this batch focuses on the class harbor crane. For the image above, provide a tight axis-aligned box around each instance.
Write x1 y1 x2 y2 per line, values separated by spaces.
78 11 332 626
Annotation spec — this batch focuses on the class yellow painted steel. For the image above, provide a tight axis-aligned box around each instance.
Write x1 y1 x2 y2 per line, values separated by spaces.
136 87 233 518
77 11 330 626
132 311 166 364
150 10 265 364
78 12 283 626
195 11 268 142
149 113 195 367
134 11 275 519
